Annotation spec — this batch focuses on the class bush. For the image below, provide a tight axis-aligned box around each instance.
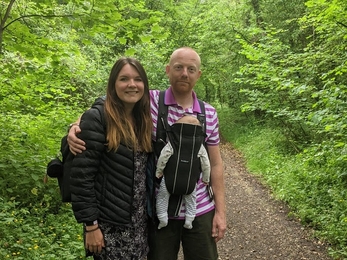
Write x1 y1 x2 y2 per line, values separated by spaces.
0 197 84 260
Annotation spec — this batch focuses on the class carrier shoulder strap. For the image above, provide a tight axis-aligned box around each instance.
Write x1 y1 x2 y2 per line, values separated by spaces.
196 99 206 135
157 90 169 138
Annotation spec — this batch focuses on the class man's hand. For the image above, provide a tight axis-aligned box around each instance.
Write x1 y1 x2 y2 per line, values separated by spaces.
212 210 227 243
67 124 85 155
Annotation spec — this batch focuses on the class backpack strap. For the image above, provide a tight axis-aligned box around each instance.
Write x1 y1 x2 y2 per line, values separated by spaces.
197 99 206 135
154 90 169 157
52 98 106 203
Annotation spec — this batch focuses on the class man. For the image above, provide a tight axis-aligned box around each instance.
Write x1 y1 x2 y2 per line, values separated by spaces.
67 47 226 260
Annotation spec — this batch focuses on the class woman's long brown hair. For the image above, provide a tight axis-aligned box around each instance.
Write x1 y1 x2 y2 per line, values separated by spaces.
104 57 152 153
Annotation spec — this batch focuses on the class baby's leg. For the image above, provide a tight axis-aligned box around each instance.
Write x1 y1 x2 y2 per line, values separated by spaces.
156 177 170 229
183 189 197 229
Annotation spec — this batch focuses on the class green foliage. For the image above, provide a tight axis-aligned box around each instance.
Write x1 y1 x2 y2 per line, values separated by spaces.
233 29 318 151
0 109 79 202
195 0 244 104
0 197 84 259
259 0 309 50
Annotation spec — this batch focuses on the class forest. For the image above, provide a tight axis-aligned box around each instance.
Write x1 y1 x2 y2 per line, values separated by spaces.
0 0 346 259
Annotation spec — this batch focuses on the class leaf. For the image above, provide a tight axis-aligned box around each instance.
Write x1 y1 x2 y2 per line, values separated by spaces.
140 35 152 43
31 188 38 196
125 48 136 56
151 24 161 32
119 37 127 44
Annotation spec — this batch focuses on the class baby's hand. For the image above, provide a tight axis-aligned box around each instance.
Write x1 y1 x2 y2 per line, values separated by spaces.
156 172 163 178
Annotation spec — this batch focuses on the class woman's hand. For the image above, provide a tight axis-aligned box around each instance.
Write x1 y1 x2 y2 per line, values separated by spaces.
85 225 105 254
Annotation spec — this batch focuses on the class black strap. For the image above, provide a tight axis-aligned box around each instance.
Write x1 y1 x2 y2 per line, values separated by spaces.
153 90 168 157
157 90 169 135
197 99 206 135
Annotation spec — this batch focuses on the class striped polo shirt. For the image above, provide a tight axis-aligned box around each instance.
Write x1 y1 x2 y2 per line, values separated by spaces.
150 87 220 218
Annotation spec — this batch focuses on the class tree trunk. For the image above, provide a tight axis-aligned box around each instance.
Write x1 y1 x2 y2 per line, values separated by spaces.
0 0 16 54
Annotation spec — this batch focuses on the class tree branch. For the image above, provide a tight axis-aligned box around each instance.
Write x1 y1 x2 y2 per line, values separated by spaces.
3 14 74 31
337 21 347 28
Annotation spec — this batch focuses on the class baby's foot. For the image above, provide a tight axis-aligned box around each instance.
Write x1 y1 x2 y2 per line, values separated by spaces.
158 220 168 229
183 221 193 229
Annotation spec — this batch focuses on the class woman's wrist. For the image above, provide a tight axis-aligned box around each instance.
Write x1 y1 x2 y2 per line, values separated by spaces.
85 225 99 232
84 220 98 232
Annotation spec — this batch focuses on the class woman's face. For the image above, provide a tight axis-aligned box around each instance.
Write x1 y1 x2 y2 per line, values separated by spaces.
115 64 145 108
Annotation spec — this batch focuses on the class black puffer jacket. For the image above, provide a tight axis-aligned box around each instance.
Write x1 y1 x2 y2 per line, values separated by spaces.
70 99 135 226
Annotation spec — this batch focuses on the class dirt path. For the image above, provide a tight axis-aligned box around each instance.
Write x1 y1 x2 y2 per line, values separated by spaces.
215 142 332 260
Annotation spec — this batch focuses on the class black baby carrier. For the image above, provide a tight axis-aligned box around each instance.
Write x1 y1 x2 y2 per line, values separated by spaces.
154 90 206 216
164 122 204 195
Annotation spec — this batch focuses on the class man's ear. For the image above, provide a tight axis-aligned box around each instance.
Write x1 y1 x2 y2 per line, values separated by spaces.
198 70 202 78
165 65 170 75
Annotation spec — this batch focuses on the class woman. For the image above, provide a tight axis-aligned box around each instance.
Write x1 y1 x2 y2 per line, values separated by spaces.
70 57 153 260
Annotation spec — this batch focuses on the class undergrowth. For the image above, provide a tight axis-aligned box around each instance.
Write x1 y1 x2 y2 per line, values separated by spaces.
0 196 84 260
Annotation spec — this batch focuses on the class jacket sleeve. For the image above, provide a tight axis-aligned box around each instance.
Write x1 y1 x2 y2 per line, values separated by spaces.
70 107 106 223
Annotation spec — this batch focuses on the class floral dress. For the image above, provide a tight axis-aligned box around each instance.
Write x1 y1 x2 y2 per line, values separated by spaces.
94 151 149 260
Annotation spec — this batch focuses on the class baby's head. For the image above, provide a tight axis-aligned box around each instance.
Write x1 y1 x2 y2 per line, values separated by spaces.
175 115 201 126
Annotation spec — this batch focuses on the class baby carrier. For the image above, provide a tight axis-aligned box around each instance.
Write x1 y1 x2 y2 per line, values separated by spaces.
164 121 204 195
154 90 206 216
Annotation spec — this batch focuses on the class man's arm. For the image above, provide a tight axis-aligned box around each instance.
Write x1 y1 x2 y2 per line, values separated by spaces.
207 144 227 242
67 115 85 155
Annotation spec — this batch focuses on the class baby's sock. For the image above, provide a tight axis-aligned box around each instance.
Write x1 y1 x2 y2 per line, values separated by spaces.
157 213 168 229
183 215 195 229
